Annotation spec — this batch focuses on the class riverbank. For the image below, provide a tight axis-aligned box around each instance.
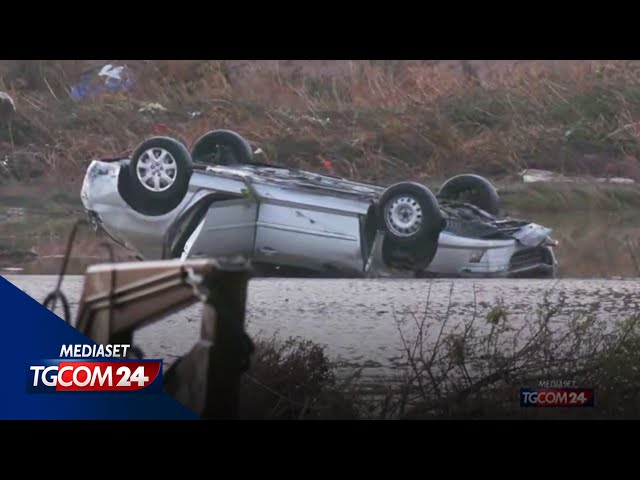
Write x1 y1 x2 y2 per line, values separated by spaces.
3 60 640 186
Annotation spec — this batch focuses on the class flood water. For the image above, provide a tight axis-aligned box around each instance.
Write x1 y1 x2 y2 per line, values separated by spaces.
1 208 640 278
516 209 640 278
9 274 640 389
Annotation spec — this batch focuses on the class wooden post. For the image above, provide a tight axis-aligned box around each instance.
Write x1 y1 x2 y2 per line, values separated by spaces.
201 269 251 419
73 258 253 419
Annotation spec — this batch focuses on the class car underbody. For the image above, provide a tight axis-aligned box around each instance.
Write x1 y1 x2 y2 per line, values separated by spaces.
81 131 559 279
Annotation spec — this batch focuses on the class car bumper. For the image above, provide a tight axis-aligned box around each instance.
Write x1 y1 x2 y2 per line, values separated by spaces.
426 234 558 279
457 245 557 278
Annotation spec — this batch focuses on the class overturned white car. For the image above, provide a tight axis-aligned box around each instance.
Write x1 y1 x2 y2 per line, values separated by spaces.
80 130 558 278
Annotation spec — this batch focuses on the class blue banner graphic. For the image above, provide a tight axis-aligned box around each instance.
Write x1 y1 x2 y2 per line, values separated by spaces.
0 276 199 420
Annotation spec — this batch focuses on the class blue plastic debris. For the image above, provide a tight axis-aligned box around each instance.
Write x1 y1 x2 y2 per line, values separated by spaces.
70 64 135 101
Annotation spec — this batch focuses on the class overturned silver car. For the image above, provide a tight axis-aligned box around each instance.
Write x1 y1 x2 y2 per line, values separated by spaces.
80 130 558 278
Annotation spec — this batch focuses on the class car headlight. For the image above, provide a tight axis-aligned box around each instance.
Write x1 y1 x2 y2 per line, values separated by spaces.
469 249 486 263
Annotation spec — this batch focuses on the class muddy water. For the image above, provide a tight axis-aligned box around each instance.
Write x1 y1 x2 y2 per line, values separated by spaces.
2 209 640 278
6 275 640 388
0 210 137 275
515 210 640 278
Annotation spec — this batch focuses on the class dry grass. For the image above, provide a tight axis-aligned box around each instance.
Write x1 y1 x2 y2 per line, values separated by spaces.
382 286 640 419
238 335 360 419
2 60 640 187
238 287 640 419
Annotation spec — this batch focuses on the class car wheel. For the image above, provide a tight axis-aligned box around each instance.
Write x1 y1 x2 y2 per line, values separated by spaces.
377 182 445 271
378 182 444 244
437 174 500 215
126 136 193 216
191 129 254 166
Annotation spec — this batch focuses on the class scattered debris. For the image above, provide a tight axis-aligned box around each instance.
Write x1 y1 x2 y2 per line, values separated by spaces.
301 115 331 127
596 177 636 184
188 111 202 118
7 207 25 216
70 64 135 101
522 169 571 183
522 169 636 184
138 102 168 114
0 207 27 222
99 64 126 82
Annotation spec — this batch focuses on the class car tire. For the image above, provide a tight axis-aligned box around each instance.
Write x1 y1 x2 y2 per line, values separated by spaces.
437 174 500 215
377 182 445 245
191 129 254 165
377 182 445 272
126 136 193 216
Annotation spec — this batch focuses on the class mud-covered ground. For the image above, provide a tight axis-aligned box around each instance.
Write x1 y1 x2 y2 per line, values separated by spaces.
6 275 639 388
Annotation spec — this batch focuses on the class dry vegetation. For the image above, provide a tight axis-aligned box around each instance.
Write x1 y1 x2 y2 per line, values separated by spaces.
3 60 640 188
244 290 640 420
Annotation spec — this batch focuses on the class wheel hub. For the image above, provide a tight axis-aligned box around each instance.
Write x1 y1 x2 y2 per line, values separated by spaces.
136 148 177 192
385 196 423 237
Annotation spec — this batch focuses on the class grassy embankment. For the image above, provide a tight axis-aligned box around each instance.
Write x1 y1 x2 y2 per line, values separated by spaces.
2 60 640 212
3 60 640 271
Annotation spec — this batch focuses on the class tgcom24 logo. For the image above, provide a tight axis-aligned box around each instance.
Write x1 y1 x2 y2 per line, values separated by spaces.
520 387 594 407
26 343 163 394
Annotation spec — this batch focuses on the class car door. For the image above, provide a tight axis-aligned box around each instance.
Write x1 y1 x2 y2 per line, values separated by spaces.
180 197 258 260
253 197 365 273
